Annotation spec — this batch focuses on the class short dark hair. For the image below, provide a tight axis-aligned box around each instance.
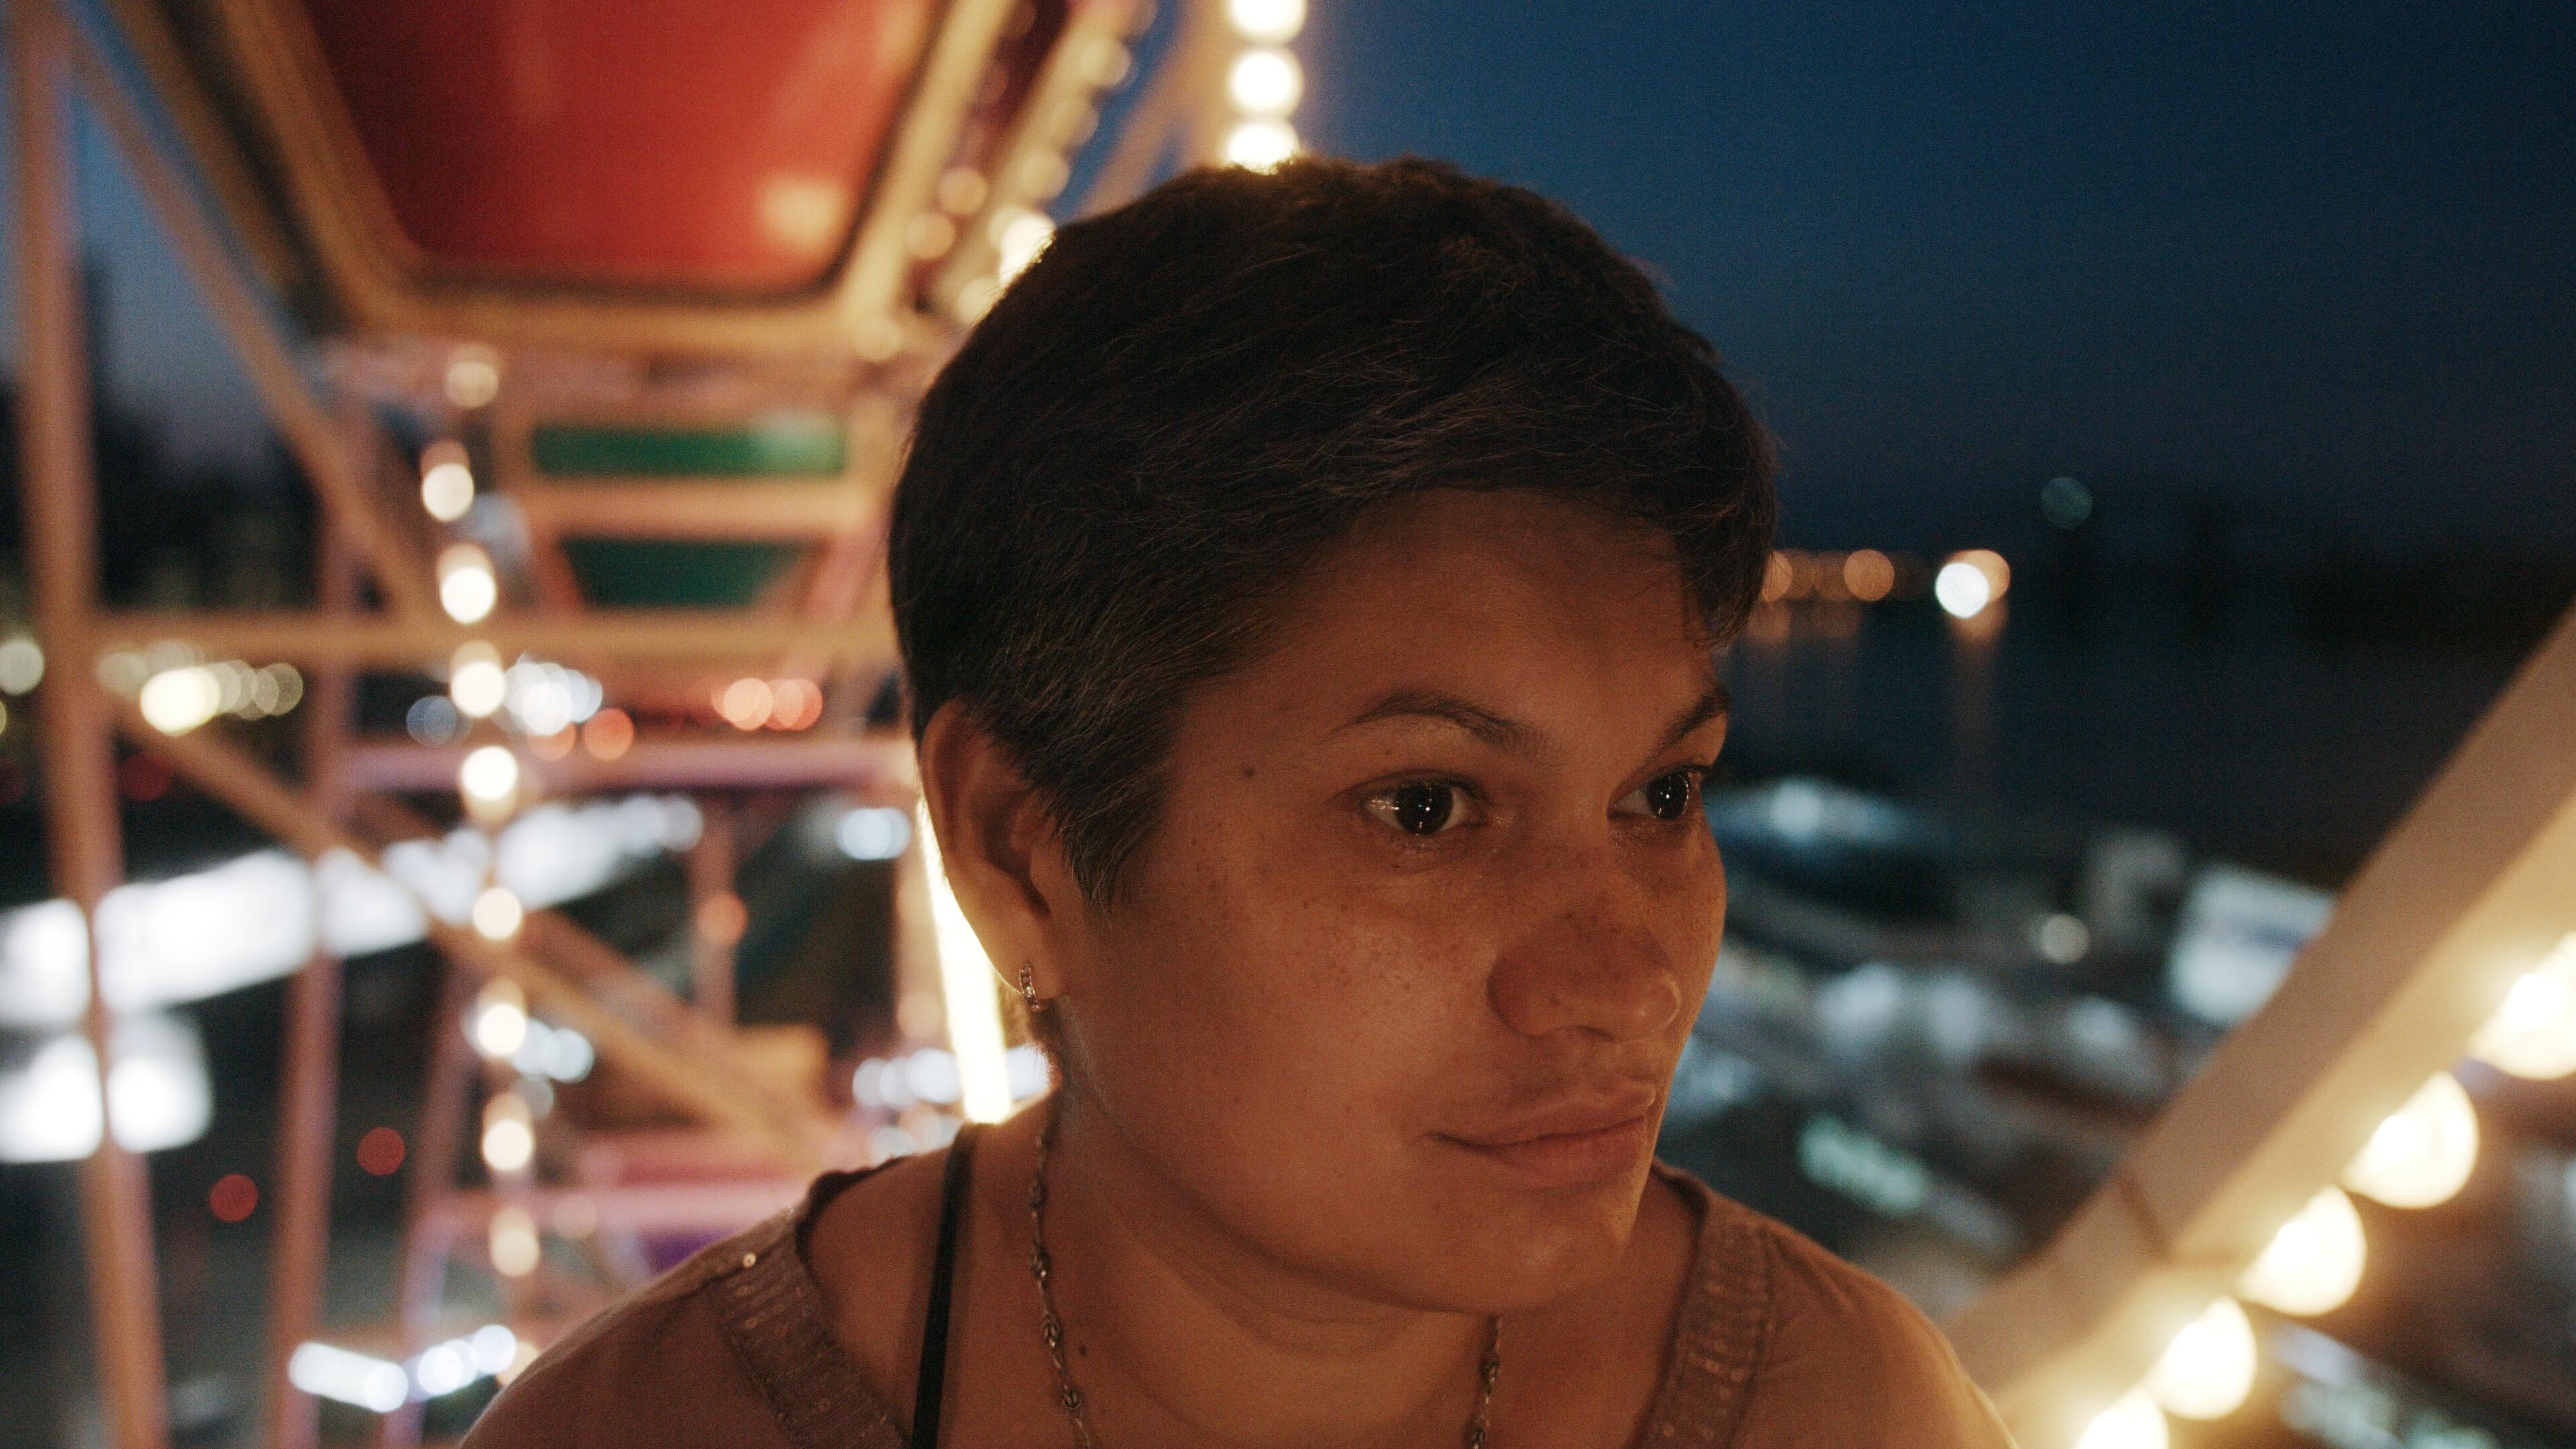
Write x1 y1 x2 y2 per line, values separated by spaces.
890 156 1775 904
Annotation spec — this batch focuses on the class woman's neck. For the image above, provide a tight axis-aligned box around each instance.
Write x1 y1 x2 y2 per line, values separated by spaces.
1032 1091 1497 1449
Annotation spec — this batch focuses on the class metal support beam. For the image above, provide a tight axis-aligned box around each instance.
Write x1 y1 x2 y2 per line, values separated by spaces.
512 480 877 539
261 523 360 1449
376 963 473 1449
113 710 836 1173
1951 602 2576 1446
338 733 916 794
62 15 437 618
9 4 170 1442
688 802 739 1026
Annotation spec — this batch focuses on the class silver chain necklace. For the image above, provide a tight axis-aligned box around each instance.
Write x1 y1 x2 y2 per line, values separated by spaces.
1027 1114 1503 1448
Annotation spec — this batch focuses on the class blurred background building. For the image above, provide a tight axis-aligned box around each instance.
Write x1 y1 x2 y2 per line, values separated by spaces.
0 3 2569 1448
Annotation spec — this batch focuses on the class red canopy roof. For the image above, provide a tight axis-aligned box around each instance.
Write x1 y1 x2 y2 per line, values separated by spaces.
297 0 940 292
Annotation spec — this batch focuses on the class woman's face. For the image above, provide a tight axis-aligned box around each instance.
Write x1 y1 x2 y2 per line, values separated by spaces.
1050 487 1731 1314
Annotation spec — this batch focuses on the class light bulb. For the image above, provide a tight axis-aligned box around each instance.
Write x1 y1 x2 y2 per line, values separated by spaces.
472 886 525 941
1226 0 1305 43
2343 1070 2477 1209
2072 1388 2169 1449
138 666 223 735
488 1205 541 1277
994 209 1055 285
1223 118 1298 172
2469 935 2576 1080
438 544 498 625
1228 48 1303 115
2145 1296 2256 1420
480 1118 533 1173
450 651 506 719
459 745 521 806
2239 1184 2365 1316
421 441 475 522
468 980 529 1059
445 352 500 409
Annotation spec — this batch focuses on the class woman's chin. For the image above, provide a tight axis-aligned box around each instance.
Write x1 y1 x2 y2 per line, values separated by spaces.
1373 1175 1650 1316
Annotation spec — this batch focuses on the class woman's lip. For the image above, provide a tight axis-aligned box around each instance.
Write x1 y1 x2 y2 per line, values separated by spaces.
1438 1111 1657 1188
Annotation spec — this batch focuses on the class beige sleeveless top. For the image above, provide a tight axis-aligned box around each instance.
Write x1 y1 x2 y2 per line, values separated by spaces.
466 1161 2015 1448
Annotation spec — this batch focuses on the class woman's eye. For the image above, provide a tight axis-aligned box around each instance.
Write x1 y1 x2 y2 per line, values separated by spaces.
1366 782 1470 837
1619 769 1703 823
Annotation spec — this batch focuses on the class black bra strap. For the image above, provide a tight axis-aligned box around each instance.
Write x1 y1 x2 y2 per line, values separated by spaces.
909 1122 982 1449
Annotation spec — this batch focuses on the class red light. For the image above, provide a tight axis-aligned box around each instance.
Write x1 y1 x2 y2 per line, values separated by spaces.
209 1173 258 1222
357 1127 407 1177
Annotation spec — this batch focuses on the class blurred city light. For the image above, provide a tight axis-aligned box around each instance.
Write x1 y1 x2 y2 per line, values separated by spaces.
2041 475 2094 530
1935 549 2011 620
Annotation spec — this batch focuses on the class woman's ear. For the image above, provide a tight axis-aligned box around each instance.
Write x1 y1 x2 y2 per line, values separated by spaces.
915 700 1082 998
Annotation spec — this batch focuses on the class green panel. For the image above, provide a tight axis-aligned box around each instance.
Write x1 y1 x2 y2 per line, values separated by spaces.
560 540 806 608
532 418 846 477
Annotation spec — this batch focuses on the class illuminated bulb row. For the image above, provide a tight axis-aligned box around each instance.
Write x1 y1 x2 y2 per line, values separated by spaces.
2074 1298 2258 1449
466 979 596 1081
2469 932 2576 1080
137 659 305 735
714 676 825 731
1221 0 1304 171
2078 1068 2488 1446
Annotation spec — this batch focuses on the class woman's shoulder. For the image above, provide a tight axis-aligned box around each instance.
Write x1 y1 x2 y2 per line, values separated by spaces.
1658 1171 2017 1448
464 1171 916 1449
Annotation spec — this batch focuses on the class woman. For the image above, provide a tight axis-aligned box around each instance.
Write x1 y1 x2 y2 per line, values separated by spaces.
470 158 2013 1448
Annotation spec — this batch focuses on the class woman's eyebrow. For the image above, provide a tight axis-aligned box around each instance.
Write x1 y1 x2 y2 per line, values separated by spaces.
1655 680 1731 756
1334 679 1729 757
1338 689 1534 749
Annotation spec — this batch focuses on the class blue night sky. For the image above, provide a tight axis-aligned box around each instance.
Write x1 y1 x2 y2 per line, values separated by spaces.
11 0 2573 551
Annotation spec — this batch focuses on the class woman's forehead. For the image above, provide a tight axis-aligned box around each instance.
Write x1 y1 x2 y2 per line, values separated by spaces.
1191 490 1721 754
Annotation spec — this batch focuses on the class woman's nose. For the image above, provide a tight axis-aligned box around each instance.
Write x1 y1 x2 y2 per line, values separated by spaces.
1485 874 1683 1043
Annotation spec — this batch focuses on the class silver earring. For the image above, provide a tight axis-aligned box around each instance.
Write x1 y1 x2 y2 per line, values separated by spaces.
1019 963 1040 1007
